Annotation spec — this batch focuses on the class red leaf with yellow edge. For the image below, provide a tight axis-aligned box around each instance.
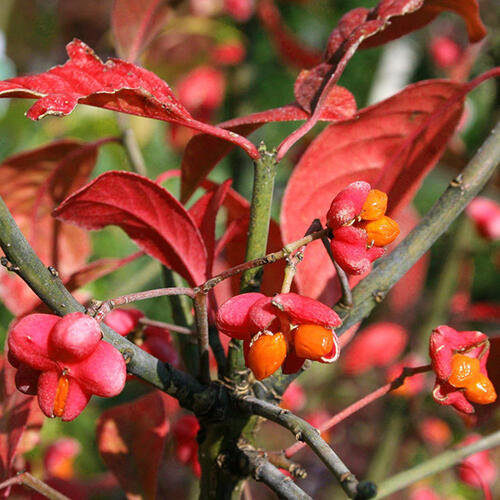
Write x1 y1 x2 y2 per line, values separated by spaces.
0 39 258 159
97 391 179 500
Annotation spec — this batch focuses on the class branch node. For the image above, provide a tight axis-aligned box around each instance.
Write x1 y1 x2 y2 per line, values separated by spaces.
1 256 19 272
450 173 464 188
121 348 134 364
47 266 59 277
372 290 386 303
340 472 355 483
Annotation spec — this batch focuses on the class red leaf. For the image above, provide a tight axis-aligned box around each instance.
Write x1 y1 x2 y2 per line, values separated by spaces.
361 0 487 50
180 86 356 202
54 171 207 286
279 0 487 159
112 0 171 62
96 391 178 500
189 180 232 277
0 354 40 496
257 0 322 69
281 78 474 301
0 39 258 159
0 139 104 314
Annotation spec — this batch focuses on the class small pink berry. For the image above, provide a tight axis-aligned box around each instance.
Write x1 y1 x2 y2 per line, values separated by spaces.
429 36 462 69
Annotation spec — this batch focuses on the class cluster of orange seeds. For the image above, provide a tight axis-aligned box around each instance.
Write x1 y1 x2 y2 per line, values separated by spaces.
245 324 336 380
358 190 400 247
448 353 496 405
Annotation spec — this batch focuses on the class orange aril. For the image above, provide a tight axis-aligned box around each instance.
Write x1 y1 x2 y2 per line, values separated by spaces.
53 373 70 418
464 374 497 405
361 189 388 220
293 324 334 361
360 216 400 247
448 353 479 388
246 332 287 380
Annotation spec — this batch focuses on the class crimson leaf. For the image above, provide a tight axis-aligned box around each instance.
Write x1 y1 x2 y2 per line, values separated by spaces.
54 171 207 286
97 391 178 500
0 39 258 159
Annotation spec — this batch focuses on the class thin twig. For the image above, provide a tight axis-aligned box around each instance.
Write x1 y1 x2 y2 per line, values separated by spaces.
284 364 432 458
138 317 193 335
375 430 500 498
280 256 297 294
237 396 376 499
281 219 323 294
0 472 70 500
199 227 329 294
238 449 313 500
267 451 307 479
320 232 353 308
194 292 211 384
88 287 195 321
243 481 253 500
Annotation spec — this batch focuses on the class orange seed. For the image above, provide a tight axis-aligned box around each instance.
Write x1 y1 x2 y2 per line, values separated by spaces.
448 353 479 388
464 374 497 405
246 332 287 380
53 373 70 418
361 189 388 220
360 216 400 247
293 324 334 361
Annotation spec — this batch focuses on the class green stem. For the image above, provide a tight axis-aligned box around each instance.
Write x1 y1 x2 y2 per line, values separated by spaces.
375 430 500 498
335 118 500 334
366 402 406 483
240 145 278 291
116 114 148 176
228 144 278 382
